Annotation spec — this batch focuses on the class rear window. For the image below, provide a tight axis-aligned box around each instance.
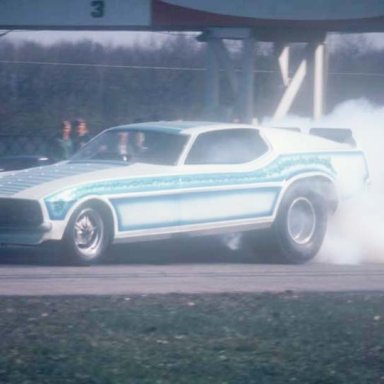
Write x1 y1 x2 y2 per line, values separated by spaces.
185 129 268 165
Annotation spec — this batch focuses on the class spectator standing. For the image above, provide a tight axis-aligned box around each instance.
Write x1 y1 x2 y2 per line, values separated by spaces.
48 120 74 162
73 118 91 151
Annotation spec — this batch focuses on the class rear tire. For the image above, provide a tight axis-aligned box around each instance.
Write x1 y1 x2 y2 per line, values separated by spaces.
63 204 111 265
271 184 328 264
249 183 329 264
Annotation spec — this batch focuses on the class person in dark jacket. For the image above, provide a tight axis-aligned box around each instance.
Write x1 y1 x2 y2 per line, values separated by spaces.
73 118 91 151
48 120 74 162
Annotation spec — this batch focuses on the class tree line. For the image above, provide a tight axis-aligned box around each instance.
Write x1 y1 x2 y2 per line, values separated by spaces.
0 33 383 136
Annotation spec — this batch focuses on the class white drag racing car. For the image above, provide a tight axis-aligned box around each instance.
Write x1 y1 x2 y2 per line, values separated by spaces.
0 121 368 265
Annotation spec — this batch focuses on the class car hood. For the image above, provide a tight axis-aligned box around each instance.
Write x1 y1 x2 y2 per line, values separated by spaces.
0 161 180 199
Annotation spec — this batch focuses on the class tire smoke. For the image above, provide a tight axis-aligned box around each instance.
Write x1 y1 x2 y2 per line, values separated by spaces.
267 99 384 264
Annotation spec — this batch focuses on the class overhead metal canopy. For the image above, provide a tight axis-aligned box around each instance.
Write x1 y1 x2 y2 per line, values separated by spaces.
0 0 383 32
153 0 384 33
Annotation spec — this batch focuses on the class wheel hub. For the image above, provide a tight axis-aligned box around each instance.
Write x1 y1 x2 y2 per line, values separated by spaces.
287 197 316 245
73 209 104 258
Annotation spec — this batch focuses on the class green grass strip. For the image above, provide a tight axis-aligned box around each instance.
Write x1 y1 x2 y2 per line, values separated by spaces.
1 292 384 384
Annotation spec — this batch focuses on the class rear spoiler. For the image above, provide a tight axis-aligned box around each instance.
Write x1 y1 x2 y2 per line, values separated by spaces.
273 126 301 133
309 128 356 147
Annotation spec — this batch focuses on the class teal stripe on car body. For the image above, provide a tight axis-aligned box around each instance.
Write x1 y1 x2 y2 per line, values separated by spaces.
44 152 338 220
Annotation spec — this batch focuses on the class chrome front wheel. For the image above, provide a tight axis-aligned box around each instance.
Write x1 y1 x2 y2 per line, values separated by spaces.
64 205 111 265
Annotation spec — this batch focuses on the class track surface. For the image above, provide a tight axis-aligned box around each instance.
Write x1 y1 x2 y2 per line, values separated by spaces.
1 238 384 296
1 263 384 296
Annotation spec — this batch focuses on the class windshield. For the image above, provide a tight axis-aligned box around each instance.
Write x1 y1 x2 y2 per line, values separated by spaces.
70 129 188 166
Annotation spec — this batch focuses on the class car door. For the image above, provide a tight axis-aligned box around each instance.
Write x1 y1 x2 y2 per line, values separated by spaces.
178 128 278 233
109 130 187 235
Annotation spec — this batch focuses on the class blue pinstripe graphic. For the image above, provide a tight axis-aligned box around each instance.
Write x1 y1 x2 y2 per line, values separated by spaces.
44 152 338 220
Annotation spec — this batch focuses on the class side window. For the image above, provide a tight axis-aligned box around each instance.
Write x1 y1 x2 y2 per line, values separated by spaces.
185 129 268 165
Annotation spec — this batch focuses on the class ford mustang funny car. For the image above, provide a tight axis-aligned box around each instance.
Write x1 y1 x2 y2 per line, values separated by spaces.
0 121 368 265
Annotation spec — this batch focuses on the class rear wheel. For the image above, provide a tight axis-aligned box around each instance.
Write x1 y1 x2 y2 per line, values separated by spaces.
64 205 111 265
249 183 329 264
271 184 328 264
287 197 317 245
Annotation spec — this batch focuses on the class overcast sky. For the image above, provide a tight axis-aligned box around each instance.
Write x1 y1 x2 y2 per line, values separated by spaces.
1 30 383 52
1 30 176 47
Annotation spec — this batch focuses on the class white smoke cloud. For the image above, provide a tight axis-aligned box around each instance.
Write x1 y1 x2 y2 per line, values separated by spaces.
266 99 384 265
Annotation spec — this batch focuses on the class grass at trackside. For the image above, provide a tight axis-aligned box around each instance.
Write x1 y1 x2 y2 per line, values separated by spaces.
1 292 384 384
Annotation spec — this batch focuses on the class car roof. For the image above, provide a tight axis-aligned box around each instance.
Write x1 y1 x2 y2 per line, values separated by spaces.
109 121 260 135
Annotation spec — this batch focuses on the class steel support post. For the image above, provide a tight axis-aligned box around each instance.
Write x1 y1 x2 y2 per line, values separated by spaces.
274 53 307 120
277 44 290 87
238 36 255 123
211 39 238 104
204 39 220 119
201 28 255 123
273 40 326 121
313 42 326 120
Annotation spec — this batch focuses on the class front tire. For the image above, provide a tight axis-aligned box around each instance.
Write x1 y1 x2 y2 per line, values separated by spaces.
64 205 111 265
270 184 328 264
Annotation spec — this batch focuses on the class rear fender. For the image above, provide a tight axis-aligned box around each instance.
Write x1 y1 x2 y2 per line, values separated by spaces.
276 175 338 218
